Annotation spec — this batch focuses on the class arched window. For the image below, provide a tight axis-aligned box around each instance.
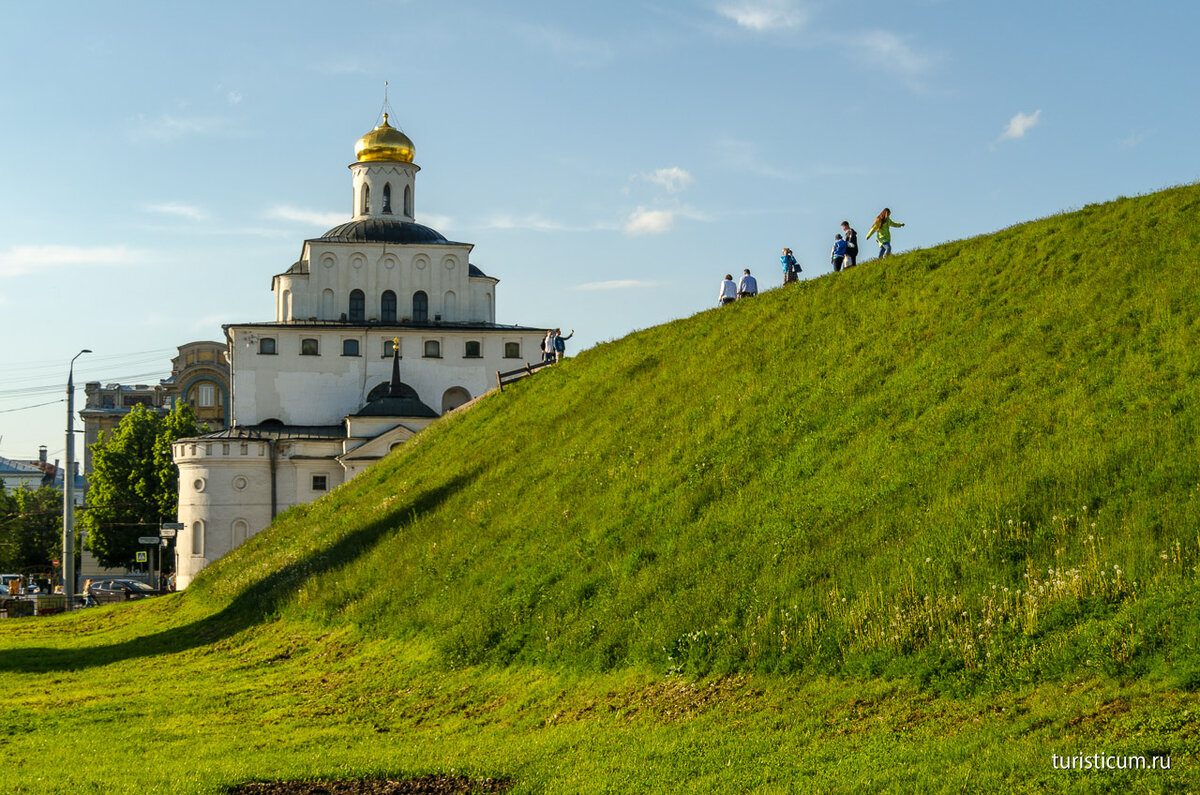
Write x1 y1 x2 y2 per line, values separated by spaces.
301 338 320 356
258 338 276 355
404 185 412 217
360 183 370 215
382 183 392 214
232 520 249 547
349 289 365 322
412 291 428 323
504 342 521 359
464 340 481 358
443 290 457 321
424 340 441 358
342 339 360 357
442 387 471 413
321 289 335 319
192 521 205 557
381 290 397 323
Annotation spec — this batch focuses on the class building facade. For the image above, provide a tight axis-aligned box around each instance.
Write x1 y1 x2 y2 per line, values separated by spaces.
172 114 545 588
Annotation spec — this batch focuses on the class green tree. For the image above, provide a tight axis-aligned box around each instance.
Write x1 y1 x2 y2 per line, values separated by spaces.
0 482 63 573
80 403 202 568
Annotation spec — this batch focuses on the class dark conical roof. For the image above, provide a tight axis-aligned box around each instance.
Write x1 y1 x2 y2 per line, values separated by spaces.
353 342 439 419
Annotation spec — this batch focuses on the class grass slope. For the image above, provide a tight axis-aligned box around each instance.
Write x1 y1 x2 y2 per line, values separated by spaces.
3 186 1200 792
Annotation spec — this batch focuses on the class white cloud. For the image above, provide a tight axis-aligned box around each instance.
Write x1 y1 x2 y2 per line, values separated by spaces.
144 202 207 221
1119 129 1150 149
716 0 810 31
645 167 695 193
227 90 243 105
481 214 616 233
515 24 614 67
575 279 661 291
129 113 233 142
265 205 345 227
854 30 935 78
1001 109 1042 140
624 208 675 236
419 213 454 231
0 245 149 278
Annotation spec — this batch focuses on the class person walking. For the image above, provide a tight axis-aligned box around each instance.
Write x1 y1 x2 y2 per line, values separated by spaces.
553 328 574 362
737 268 758 298
841 221 858 268
781 248 801 284
718 274 737 306
866 208 905 259
831 234 848 272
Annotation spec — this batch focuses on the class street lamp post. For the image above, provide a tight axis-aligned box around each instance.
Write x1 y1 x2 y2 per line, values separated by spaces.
64 348 91 607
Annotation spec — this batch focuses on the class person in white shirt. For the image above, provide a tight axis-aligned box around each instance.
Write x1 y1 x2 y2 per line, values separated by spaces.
718 274 737 306
737 269 758 298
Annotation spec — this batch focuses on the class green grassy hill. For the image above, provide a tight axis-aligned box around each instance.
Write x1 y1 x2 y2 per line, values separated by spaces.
4 186 1200 792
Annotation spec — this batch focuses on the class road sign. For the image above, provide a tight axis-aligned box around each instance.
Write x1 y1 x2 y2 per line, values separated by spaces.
135 551 148 563
160 522 184 530
159 527 177 539
138 536 160 545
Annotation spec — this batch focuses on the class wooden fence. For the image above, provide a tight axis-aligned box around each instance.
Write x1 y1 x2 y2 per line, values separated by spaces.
495 360 553 392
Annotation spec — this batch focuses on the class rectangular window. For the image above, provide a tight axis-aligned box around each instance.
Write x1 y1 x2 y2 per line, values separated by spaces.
504 342 521 359
342 339 360 357
312 475 328 492
423 340 441 358
301 338 320 356
464 340 481 358
258 338 277 355
198 383 215 407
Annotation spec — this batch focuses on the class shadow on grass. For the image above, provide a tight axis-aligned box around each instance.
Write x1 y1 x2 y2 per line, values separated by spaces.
0 471 477 674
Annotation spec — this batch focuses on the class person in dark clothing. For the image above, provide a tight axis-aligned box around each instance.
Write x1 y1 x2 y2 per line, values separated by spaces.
841 221 858 268
781 248 800 284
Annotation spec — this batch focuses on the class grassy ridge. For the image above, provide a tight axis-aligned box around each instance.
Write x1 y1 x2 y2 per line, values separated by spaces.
4 185 1200 792
188 185 1200 690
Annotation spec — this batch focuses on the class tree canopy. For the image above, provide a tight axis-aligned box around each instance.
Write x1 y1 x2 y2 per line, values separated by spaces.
80 403 202 568
0 482 62 574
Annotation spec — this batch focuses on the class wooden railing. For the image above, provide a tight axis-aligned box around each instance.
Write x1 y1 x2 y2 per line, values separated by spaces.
496 360 553 392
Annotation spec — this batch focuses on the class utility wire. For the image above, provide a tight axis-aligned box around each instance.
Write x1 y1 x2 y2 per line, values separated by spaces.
0 398 66 414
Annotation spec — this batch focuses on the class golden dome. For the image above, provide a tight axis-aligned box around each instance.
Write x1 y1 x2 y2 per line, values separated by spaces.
354 114 415 163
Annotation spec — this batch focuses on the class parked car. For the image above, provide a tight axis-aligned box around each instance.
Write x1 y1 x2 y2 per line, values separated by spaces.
87 579 161 605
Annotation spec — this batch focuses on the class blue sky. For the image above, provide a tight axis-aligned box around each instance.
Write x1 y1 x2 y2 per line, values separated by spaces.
2 0 1197 462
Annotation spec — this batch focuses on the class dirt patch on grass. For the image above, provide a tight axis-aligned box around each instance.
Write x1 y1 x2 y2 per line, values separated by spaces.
228 774 510 794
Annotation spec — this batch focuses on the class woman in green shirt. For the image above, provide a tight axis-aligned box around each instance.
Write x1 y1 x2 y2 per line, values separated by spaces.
866 207 904 259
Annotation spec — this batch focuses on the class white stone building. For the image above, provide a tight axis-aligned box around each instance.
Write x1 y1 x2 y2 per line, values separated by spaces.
172 115 545 588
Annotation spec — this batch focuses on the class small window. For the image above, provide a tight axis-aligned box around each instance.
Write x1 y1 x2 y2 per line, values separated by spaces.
301 338 320 356
381 290 397 323
383 339 400 358
382 183 392 214
464 340 481 358
197 383 215 407
259 338 277 355
424 340 441 358
504 342 521 359
349 289 365 322
192 521 205 557
360 183 370 215
312 475 328 492
412 291 428 323
342 339 360 357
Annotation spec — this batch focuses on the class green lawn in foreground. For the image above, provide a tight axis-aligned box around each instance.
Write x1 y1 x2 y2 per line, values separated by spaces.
3 185 1200 791
0 607 1194 792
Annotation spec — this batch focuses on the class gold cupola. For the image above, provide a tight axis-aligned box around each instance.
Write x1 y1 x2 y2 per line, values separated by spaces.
354 113 415 163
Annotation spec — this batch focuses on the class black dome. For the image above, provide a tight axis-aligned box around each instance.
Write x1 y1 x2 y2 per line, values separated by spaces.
319 219 449 244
